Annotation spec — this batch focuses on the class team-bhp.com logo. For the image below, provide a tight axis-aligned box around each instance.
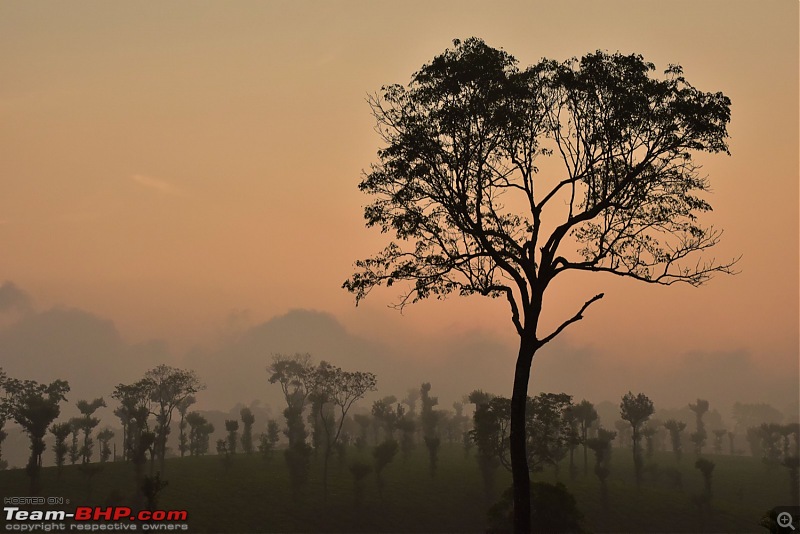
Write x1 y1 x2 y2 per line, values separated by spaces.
4 506 189 531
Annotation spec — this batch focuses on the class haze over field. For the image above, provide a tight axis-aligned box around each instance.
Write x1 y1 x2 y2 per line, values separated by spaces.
0 1 797 424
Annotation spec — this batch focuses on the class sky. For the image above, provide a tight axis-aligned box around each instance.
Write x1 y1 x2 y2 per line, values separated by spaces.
0 1 798 424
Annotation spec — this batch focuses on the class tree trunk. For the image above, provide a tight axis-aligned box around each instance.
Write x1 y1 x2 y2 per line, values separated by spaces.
511 334 537 533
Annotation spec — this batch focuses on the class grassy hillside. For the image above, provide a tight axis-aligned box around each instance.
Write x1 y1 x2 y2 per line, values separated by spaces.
0 444 794 532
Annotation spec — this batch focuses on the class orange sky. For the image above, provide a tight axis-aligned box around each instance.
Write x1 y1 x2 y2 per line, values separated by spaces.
0 1 797 413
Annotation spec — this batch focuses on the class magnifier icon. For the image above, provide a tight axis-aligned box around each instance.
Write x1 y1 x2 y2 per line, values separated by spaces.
778 512 796 530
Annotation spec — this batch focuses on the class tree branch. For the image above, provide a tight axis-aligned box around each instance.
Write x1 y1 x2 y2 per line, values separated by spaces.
538 293 604 347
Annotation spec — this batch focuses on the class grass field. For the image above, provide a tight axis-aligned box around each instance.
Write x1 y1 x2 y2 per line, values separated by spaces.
0 444 795 533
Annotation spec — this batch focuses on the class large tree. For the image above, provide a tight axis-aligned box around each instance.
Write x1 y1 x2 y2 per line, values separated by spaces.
344 37 733 531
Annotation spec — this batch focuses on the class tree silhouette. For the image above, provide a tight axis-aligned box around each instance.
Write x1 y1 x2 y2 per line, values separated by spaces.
0 372 70 494
49 422 72 476
573 400 598 476
420 382 441 477
240 407 255 455
145 365 204 474
343 37 733 531
586 428 617 510
76 397 105 464
225 419 239 456
689 399 710 455
258 419 281 460
620 391 654 488
97 428 114 463
185 412 214 456
664 419 687 462
176 395 196 458
310 360 377 497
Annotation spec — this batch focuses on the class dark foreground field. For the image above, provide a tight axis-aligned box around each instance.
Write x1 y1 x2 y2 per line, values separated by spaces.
0 445 793 533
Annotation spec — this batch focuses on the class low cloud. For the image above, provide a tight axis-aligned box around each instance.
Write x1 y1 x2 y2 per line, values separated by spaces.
131 174 184 196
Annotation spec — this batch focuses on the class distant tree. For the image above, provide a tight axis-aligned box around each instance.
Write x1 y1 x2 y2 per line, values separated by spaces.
216 438 231 469
225 420 239 456
310 361 377 496
727 431 736 456
97 428 115 463
695 457 715 498
343 38 734 531
420 383 442 477
240 407 255 455
586 428 617 510
176 395 195 458
258 419 281 460
573 400 598 476
642 424 658 459
112 378 153 500
373 439 399 498
268 353 315 496
371 397 400 441
664 419 687 462
145 364 204 474
112 379 152 463
620 391 654 487
49 422 72 476
563 406 580 480
689 399 709 455
76 397 106 464
712 429 727 454
758 423 785 467
732 402 783 435
468 390 502 502
68 417 82 465
0 373 70 493
402 388 420 416
185 412 213 456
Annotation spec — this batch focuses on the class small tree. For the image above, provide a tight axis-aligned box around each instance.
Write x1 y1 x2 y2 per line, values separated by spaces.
259 419 281 460
186 412 214 456
695 457 715 498
664 419 687 462
176 395 195 458
573 400 598 476
225 420 239 456
311 361 377 496
420 383 441 477
97 428 115 463
620 392 654 488
586 428 616 510
689 399 709 455
240 407 255 455
145 365 205 474
49 422 72 476
76 397 106 464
